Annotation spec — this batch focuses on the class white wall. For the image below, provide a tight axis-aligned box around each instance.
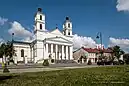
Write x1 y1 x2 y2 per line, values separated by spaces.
35 41 44 63
87 53 96 63
13 43 31 63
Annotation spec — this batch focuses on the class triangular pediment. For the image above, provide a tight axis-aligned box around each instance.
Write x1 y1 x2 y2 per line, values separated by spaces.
50 29 63 35
45 36 72 43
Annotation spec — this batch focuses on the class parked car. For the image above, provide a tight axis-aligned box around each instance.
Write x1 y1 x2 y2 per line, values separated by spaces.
97 60 113 65
119 60 124 65
97 60 104 66
104 60 112 65
113 61 119 65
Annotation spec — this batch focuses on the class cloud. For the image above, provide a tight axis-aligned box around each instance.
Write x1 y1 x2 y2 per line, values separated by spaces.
0 38 5 45
8 21 33 40
73 34 97 49
109 37 129 53
0 17 8 25
21 35 35 42
116 0 129 12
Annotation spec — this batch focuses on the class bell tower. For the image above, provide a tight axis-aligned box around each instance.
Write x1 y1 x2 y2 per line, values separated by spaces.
34 8 45 32
63 17 72 36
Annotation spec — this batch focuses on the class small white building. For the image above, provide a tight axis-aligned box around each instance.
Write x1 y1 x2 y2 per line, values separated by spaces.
13 8 73 64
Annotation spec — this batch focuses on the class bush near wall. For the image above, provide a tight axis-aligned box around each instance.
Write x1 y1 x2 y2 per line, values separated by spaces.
43 59 49 66
3 63 10 73
51 59 54 63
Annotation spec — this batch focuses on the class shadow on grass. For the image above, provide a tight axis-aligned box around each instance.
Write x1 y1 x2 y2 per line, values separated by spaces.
0 75 19 84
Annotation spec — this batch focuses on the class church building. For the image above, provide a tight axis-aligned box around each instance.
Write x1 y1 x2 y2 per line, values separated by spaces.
13 8 73 64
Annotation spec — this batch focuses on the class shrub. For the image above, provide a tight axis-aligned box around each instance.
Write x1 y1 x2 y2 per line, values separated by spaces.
125 58 129 65
87 59 92 65
113 61 119 65
125 60 129 65
119 60 124 65
97 60 104 65
43 59 49 66
3 64 10 73
104 61 112 65
51 59 54 63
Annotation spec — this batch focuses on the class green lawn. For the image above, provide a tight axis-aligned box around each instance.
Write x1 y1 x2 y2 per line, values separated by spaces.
0 66 129 86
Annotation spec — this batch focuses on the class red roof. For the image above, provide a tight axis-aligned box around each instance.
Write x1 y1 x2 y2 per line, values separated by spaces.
82 47 113 53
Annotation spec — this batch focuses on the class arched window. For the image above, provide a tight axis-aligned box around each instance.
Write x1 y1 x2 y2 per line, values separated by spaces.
21 49 24 57
68 32 70 35
40 24 42 29
68 23 70 28
40 15 42 20
64 31 66 35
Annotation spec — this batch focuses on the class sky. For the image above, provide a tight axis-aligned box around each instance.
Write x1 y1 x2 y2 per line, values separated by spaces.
0 0 129 52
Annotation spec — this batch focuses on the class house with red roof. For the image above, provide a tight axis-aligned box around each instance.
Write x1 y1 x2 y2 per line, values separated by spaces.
73 47 113 63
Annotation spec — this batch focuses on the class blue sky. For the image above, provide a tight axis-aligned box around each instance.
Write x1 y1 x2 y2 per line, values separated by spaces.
0 0 129 51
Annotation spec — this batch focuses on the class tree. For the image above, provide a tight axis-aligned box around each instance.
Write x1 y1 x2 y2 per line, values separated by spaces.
0 43 6 61
123 54 129 64
5 41 16 58
0 41 16 64
111 45 125 60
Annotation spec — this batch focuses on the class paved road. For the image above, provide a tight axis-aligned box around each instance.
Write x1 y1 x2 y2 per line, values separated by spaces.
0 65 111 74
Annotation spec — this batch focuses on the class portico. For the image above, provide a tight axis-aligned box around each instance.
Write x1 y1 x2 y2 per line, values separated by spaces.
44 43 72 60
44 37 73 61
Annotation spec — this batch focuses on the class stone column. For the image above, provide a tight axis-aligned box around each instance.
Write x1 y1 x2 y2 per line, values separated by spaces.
43 44 45 59
69 46 73 60
51 44 53 54
25 56 28 64
14 56 17 64
46 43 48 58
46 44 48 52
32 47 34 62
66 46 68 60
62 45 64 60
55 44 58 61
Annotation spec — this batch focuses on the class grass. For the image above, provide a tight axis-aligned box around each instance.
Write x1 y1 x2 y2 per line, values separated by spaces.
0 66 129 86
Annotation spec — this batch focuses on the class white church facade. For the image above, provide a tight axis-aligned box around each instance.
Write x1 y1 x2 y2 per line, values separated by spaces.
13 8 73 64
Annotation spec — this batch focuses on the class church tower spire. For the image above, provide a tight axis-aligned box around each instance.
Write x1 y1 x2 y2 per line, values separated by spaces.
63 16 72 36
34 8 45 32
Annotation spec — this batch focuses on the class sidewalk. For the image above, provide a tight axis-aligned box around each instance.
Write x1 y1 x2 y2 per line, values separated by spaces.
0 63 97 69
0 65 114 74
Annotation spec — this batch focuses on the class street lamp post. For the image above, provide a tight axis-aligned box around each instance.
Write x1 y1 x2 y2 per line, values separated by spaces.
11 33 14 64
96 32 103 57
96 32 102 49
12 33 14 42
